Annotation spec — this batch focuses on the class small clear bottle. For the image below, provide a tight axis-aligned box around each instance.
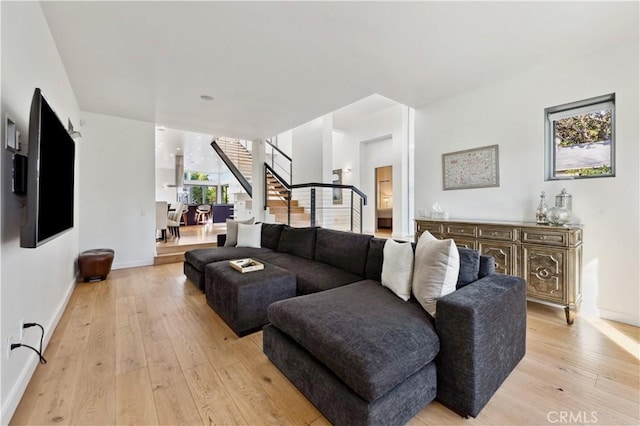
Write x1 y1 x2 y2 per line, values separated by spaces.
536 191 548 224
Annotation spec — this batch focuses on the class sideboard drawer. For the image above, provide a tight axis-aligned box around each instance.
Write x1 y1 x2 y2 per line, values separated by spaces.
477 226 517 241
522 229 568 247
445 224 477 237
416 221 443 236
451 237 477 250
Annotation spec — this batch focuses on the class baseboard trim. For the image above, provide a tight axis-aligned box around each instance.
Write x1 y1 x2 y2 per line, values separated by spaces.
1 277 76 425
112 258 154 270
599 309 640 327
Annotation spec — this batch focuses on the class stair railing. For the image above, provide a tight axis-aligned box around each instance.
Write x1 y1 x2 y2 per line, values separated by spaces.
264 163 367 233
264 163 292 226
264 138 292 186
211 139 253 197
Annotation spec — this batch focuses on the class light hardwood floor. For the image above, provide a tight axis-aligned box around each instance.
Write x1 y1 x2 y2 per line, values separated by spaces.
10 263 640 425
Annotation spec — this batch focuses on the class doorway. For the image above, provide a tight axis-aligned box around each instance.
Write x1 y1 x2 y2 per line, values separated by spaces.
375 165 393 236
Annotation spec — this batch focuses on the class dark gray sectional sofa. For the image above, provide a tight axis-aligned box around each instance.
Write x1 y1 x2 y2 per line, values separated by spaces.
183 224 526 425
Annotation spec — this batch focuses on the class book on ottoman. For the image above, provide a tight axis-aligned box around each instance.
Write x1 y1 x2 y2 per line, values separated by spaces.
229 258 264 273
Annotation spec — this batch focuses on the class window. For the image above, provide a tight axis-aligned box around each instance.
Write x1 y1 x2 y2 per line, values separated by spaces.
187 185 218 204
545 93 615 180
221 185 229 204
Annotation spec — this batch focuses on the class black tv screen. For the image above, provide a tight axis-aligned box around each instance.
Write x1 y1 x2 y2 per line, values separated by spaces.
20 88 75 248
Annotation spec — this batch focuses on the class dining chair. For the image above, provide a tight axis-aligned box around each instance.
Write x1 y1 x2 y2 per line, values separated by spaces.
155 201 168 242
167 201 184 238
196 204 212 224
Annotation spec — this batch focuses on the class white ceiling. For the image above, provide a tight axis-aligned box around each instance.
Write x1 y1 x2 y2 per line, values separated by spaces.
332 94 399 132
155 127 222 171
41 1 638 141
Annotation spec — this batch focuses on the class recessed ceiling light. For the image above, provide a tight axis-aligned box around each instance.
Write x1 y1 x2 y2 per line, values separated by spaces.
200 95 214 101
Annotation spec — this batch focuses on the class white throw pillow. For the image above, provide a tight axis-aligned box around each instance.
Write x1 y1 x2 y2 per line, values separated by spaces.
224 217 255 246
236 223 262 248
381 239 414 301
412 231 460 317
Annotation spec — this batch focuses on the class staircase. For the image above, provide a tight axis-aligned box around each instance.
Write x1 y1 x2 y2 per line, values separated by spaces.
265 172 309 226
211 137 365 231
211 137 253 196
212 137 307 225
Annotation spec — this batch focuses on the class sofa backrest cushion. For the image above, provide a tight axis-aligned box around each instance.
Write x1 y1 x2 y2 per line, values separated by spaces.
479 255 495 278
314 228 373 276
457 247 480 288
364 238 386 281
261 223 285 250
277 226 317 260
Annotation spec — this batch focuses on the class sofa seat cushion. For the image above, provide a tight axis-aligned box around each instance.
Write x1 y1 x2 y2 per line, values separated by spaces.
184 247 275 272
267 280 440 402
259 252 362 295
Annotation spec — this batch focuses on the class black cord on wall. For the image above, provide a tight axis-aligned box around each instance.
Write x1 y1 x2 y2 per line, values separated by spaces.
11 322 47 364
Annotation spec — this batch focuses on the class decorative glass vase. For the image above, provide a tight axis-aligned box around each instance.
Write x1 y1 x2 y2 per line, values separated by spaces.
535 191 548 224
548 188 572 226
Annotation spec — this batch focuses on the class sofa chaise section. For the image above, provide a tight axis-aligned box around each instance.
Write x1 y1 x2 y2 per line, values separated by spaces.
265 280 440 425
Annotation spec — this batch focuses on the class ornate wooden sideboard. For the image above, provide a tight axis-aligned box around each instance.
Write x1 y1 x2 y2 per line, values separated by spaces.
415 218 583 324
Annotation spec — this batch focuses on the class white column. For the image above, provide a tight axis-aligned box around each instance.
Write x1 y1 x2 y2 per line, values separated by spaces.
251 139 265 222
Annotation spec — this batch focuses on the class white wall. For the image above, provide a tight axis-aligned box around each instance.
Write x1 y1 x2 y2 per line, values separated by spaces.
155 167 177 202
276 130 293 158
334 104 411 237
1 2 80 423
78 112 156 269
414 40 639 326
292 117 324 184
251 139 265 222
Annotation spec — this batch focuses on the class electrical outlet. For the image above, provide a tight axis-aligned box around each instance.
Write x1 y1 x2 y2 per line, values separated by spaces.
19 319 25 340
6 336 13 359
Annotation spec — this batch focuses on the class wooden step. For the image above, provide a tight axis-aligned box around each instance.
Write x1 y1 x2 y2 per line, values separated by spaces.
154 252 185 265
267 199 298 207
156 241 217 255
154 240 218 265
267 206 305 214
266 181 285 189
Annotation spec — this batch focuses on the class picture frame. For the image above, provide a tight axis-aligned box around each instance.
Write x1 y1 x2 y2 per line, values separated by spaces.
5 115 18 152
332 169 342 205
442 144 500 190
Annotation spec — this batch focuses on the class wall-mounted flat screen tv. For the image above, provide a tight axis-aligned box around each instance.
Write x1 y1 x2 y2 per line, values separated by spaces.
20 88 75 248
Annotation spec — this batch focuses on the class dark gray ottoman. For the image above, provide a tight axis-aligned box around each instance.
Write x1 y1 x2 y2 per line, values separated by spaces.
205 260 297 337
